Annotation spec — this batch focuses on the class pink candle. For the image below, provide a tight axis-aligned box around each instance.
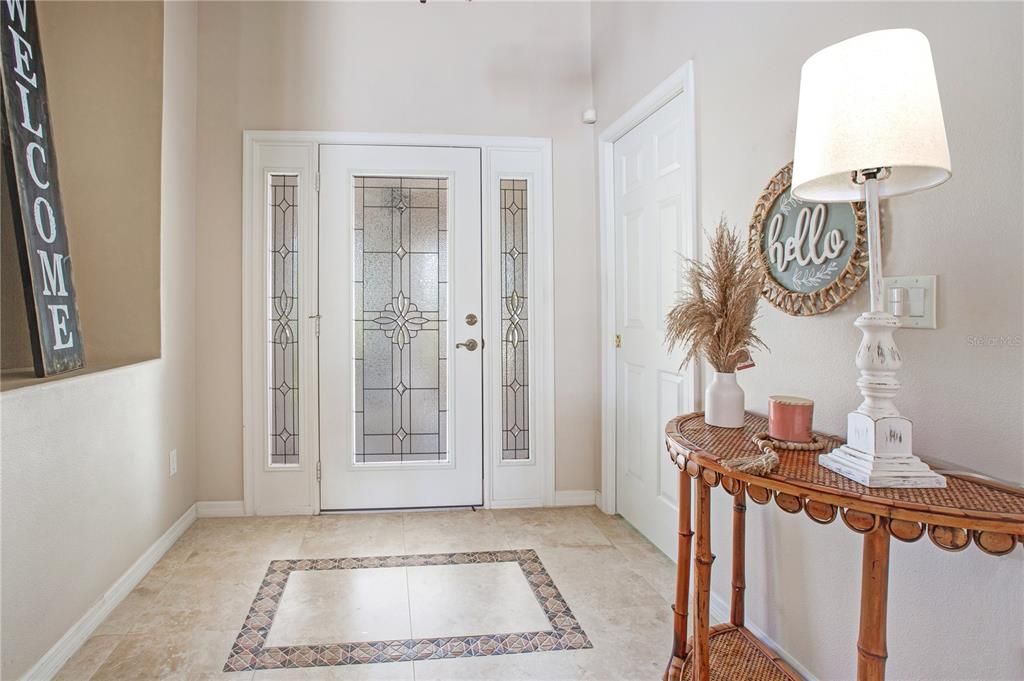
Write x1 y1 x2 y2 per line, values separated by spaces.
768 396 814 443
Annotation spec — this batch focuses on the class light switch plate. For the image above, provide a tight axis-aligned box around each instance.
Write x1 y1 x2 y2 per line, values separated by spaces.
882 275 936 329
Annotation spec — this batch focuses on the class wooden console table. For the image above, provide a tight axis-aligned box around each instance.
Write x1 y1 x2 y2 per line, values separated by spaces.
664 412 1024 681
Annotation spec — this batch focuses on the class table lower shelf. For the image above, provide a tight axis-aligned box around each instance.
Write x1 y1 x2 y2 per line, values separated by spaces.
665 623 802 681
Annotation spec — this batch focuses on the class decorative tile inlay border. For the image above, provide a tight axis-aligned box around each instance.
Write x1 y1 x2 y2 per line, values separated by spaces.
224 549 592 672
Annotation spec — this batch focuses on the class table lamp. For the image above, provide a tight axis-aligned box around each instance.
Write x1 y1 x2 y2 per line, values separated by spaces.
792 28 950 488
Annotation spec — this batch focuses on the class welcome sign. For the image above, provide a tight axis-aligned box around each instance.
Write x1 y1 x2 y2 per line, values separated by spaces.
1 0 85 375
749 162 869 316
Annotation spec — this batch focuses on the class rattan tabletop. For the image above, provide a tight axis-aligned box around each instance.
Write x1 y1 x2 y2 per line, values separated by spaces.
667 412 1024 540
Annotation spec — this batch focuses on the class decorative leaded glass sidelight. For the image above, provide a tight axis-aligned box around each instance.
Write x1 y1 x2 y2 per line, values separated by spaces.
501 180 530 461
353 177 449 464
269 175 300 466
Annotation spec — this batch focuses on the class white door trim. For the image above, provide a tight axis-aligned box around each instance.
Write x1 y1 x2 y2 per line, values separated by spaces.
241 138 319 517
598 62 701 514
242 131 554 515
484 146 556 508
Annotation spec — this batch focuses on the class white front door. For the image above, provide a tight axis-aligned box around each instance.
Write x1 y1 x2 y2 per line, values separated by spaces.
319 145 484 510
614 93 697 557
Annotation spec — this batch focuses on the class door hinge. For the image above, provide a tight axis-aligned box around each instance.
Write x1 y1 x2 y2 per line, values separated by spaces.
316 460 321 482
315 171 320 193
615 334 622 349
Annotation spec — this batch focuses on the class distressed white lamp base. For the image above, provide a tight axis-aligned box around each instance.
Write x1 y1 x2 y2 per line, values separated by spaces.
818 412 946 488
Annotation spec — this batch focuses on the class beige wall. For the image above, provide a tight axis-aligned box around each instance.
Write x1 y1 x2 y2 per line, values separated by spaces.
0 2 164 374
195 1 599 500
0 3 198 677
591 2 1023 679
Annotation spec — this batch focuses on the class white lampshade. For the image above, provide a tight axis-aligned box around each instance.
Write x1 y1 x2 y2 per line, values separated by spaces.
792 29 952 202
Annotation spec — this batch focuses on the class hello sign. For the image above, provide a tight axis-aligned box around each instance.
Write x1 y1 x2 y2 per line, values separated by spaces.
1 0 85 375
748 162 870 316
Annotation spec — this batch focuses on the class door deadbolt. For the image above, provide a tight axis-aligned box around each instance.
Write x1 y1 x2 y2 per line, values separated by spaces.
465 313 478 326
455 339 479 351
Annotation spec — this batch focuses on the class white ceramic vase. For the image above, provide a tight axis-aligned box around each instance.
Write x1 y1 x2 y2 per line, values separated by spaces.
705 371 745 428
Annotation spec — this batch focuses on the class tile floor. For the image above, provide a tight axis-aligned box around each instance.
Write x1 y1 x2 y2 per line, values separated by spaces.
56 507 679 681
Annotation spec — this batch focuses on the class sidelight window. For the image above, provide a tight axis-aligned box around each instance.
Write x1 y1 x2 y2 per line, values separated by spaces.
268 174 300 466
500 179 530 462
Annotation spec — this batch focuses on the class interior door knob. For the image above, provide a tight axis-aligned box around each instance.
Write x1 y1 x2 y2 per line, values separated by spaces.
455 339 479 351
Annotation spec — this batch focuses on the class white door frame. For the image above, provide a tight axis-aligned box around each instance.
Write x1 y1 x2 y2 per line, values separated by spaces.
241 139 320 517
598 63 701 515
242 131 555 515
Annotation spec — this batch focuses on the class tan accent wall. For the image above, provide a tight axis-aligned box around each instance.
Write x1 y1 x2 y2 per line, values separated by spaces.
1 169 32 367
590 3 1023 679
1 0 163 377
194 2 600 500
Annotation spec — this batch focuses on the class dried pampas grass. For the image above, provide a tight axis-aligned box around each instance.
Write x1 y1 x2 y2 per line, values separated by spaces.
665 217 767 373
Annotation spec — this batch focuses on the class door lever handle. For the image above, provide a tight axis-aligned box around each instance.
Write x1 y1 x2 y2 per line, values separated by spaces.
455 339 479 351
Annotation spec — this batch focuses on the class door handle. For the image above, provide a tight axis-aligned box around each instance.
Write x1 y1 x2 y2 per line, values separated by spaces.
455 339 479 351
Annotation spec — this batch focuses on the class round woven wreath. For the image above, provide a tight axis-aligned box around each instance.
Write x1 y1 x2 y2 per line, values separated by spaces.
748 162 872 316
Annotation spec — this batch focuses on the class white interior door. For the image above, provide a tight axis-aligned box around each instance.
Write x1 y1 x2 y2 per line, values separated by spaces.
614 93 696 557
319 145 483 510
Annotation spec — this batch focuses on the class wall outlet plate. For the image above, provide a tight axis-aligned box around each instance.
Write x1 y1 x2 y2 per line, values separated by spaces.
170 449 178 476
882 275 937 329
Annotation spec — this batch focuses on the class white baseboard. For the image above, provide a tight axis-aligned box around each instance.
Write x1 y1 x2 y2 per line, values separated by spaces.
22 503 198 681
709 591 819 681
489 497 544 509
490 491 600 509
195 500 246 517
554 489 599 506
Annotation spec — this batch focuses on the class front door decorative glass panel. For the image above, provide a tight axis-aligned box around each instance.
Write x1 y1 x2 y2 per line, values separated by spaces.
500 179 530 461
353 177 449 463
269 174 300 466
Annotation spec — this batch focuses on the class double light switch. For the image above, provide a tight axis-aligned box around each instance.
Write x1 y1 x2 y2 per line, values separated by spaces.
883 275 937 329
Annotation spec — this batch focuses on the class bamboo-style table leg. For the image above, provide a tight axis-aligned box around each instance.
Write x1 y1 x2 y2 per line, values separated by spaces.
857 519 891 681
692 476 714 681
730 483 746 627
664 467 693 681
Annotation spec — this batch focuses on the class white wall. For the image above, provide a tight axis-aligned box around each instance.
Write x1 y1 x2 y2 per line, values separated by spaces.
591 2 1023 680
194 1 599 501
0 3 199 678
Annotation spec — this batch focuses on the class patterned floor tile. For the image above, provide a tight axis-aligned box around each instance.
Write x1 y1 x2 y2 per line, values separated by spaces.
224 549 591 672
